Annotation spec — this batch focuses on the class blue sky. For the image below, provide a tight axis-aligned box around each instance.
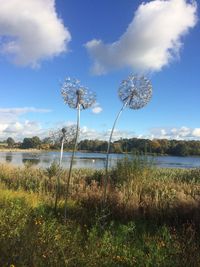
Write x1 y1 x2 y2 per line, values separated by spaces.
0 0 199 141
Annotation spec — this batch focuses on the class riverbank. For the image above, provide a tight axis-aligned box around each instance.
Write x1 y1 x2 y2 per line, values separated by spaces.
0 148 42 152
0 161 200 266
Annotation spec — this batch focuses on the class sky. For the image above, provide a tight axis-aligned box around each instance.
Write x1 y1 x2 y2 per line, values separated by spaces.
0 0 199 141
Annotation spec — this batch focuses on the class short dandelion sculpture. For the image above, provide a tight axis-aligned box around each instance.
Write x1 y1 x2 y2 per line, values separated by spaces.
61 77 96 220
104 74 153 202
50 125 77 165
59 128 67 165
49 125 76 212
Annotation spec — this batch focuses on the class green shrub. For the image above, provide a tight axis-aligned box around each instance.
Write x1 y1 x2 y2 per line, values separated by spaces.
109 155 153 186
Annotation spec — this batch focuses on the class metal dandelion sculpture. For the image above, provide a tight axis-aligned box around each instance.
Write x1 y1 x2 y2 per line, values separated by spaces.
104 74 152 202
50 125 77 165
49 125 77 212
61 77 96 219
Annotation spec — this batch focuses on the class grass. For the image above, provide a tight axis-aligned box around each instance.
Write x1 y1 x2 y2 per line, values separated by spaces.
0 158 200 266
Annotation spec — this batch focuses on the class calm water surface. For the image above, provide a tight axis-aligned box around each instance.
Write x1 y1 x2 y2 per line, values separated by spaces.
0 151 200 169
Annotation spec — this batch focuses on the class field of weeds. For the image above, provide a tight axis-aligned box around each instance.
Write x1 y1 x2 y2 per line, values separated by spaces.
0 158 200 266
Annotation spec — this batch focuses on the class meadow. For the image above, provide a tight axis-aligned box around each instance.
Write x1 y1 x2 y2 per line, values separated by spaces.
0 157 200 267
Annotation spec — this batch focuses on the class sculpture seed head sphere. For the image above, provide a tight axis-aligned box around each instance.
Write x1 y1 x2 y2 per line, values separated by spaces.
118 74 152 109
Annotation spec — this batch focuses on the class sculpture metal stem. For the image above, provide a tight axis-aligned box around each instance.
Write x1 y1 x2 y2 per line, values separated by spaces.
103 100 128 203
60 137 64 165
64 103 80 221
54 135 65 213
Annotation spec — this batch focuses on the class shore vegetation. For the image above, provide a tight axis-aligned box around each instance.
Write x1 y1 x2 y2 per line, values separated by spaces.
0 156 200 266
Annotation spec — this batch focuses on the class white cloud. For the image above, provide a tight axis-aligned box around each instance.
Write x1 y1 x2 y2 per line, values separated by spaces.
0 120 48 140
0 107 51 140
192 128 200 137
4 121 39 134
0 0 71 67
80 126 135 141
91 103 103 114
81 126 200 141
0 107 51 124
86 0 197 75
0 107 51 115
149 126 200 140
92 106 103 114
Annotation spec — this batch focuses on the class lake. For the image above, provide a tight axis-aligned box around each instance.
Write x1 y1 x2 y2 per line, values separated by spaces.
0 151 200 169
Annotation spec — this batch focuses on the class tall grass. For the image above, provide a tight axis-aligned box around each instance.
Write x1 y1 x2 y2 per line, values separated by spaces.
0 159 199 226
0 158 200 266
0 184 200 266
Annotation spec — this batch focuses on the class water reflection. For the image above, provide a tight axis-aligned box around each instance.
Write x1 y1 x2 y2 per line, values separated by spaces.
5 153 12 163
0 151 200 169
22 158 41 166
22 153 41 166
71 158 105 169
41 157 52 164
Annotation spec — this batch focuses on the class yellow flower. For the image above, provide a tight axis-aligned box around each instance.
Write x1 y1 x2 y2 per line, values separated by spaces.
158 240 165 247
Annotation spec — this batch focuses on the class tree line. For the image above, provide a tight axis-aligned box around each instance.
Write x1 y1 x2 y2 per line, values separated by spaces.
3 136 200 157
78 138 200 156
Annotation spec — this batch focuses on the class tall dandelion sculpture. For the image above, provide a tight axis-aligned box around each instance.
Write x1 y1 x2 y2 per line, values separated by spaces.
61 77 96 219
104 74 153 202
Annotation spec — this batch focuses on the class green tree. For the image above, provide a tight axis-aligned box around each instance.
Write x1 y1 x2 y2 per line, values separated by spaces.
6 137 15 148
31 136 41 148
173 142 190 156
21 136 41 149
21 138 33 149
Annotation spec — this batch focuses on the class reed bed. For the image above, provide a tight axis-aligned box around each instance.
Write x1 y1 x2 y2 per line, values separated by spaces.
0 160 200 225
0 159 200 266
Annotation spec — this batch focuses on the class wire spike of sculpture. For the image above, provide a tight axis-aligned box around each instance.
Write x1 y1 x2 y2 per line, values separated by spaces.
61 77 96 221
103 74 152 203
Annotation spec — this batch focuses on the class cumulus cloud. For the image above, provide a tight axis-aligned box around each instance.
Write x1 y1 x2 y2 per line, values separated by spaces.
86 0 197 75
192 128 200 137
0 0 71 67
81 126 135 140
91 103 103 114
0 120 48 140
76 126 200 141
0 107 51 116
149 126 200 140
92 106 103 114
0 107 51 140
4 120 40 134
0 107 51 124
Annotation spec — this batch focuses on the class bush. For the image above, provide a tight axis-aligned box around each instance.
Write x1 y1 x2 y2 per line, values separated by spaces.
110 155 153 186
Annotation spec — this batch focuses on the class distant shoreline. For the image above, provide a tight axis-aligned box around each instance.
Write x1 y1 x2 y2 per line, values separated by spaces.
1 148 200 158
0 148 42 153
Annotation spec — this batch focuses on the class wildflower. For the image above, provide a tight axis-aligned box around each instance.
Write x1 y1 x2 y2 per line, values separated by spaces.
159 241 165 247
